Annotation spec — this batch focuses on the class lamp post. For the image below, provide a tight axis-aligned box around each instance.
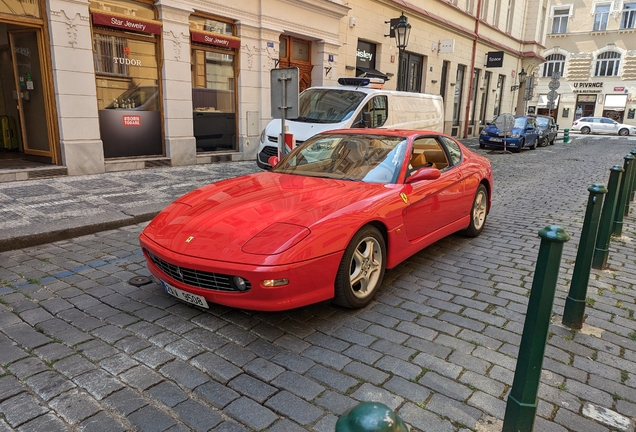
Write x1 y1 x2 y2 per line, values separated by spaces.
393 13 411 91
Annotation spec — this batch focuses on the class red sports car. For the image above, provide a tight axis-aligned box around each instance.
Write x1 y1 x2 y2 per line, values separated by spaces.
140 129 493 311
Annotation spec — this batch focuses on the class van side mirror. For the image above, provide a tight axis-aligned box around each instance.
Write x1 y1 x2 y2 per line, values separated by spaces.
362 112 372 128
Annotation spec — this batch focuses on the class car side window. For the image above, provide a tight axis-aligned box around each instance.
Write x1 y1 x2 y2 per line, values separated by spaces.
353 96 388 128
601 118 613 124
411 137 450 171
440 136 462 166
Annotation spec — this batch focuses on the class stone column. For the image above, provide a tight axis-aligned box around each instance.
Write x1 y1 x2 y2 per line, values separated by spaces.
313 41 340 87
48 0 105 175
156 1 196 166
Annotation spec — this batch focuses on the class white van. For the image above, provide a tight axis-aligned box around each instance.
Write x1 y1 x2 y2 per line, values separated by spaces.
256 77 444 169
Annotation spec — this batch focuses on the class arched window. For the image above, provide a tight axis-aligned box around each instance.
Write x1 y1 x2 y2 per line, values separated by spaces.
542 54 565 77
595 51 621 76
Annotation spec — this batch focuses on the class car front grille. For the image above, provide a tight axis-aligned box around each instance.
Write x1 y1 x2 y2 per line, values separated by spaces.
146 250 251 292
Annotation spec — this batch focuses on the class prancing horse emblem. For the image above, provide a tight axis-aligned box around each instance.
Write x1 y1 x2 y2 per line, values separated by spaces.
400 193 408 204
185 236 194 243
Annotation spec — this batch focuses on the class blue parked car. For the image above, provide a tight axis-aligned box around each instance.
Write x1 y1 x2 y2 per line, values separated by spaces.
479 115 540 153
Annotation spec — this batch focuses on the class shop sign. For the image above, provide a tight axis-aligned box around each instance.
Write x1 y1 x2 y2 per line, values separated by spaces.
190 31 240 49
92 12 161 35
614 86 625 91
122 115 141 126
356 50 373 62
485 51 504 68
573 82 603 88
113 57 142 66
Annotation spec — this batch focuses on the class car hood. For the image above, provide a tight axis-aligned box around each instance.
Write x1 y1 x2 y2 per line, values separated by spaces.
142 172 391 263
265 119 348 142
483 125 523 134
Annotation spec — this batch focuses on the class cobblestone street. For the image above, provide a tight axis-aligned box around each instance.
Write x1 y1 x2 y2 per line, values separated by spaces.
2 138 636 431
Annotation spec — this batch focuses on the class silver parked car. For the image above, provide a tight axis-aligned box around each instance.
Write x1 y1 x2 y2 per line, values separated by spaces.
571 117 636 136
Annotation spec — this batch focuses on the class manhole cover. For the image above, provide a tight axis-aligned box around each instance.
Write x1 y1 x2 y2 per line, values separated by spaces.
129 276 152 287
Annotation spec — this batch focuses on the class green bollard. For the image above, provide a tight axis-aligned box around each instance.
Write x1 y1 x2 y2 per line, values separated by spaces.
623 152 636 217
592 166 624 270
630 149 636 204
336 402 409 432
613 154 635 237
503 226 570 432
563 184 607 329
563 128 570 143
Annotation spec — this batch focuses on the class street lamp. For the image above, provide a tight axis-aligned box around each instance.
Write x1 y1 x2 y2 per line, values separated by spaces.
518 68 527 84
391 12 411 91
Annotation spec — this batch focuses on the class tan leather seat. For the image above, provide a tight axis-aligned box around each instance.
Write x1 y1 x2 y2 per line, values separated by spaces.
410 153 435 169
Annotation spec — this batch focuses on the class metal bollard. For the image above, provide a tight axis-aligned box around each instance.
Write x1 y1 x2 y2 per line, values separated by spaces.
503 226 570 432
563 128 570 143
336 402 409 432
622 153 636 218
613 154 635 237
630 149 636 204
563 184 607 329
592 166 623 270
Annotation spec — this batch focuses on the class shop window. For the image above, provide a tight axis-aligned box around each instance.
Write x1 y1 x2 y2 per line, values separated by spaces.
595 51 621 76
90 0 162 159
621 3 636 29
542 54 565 78
469 68 480 125
0 0 40 17
190 15 238 153
551 8 569 34
452 65 465 126
593 4 610 31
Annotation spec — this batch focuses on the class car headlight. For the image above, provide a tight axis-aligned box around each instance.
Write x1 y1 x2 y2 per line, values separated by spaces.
510 133 520 138
260 128 267 144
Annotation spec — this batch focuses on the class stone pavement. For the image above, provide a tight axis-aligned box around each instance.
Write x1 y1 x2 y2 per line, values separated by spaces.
1 137 636 431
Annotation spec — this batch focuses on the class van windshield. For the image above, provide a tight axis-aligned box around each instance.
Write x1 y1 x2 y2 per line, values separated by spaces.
292 89 366 124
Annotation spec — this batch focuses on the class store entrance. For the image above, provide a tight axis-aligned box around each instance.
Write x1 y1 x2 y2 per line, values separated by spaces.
0 22 55 168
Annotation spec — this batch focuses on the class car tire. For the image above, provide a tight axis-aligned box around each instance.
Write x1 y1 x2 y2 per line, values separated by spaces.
581 126 590 134
462 184 488 237
529 140 537 150
550 137 555 145
619 128 629 136
512 139 523 153
333 225 386 309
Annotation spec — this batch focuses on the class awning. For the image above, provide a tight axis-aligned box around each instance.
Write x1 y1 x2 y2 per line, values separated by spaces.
537 94 560 107
356 67 389 80
604 94 627 109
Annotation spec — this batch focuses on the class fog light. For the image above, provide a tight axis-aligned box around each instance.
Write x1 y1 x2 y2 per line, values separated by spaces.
233 276 248 291
262 279 289 287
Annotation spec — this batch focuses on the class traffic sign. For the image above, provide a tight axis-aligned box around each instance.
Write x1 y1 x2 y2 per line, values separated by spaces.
547 90 559 101
551 71 561 80
548 80 560 91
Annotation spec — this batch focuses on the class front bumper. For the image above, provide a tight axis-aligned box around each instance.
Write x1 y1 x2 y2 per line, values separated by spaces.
479 136 522 149
140 234 342 311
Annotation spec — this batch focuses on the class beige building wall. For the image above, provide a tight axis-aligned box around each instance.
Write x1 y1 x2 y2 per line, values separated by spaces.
532 0 636 127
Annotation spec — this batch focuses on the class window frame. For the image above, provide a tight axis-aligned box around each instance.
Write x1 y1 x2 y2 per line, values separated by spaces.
595 51 621 77
621 2 636 29
551 6 571 34
542 54 565 78
593 4 611 31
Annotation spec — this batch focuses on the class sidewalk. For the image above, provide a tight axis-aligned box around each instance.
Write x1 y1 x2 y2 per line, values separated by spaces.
0 162 260 252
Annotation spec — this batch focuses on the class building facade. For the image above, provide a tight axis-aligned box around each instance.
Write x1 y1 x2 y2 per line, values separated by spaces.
0 0 546 182
529 0 636 126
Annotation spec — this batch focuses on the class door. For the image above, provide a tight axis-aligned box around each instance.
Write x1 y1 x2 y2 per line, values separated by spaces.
402 137 464 241
279 36 313 92
9 29 53 158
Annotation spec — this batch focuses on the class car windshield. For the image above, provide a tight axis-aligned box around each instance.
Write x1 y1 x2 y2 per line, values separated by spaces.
536 117 550 127
292 89 367 123
272 134 408 184
492 115 525 129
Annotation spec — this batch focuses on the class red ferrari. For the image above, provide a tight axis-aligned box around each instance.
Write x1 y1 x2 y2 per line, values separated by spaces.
140 129 493 311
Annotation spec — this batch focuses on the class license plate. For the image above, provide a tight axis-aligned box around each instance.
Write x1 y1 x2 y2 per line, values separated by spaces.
161 280 209 308
490 138 502 142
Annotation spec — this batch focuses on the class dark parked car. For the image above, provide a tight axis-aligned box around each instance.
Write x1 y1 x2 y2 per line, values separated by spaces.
479 115 540 153
533 115 558 146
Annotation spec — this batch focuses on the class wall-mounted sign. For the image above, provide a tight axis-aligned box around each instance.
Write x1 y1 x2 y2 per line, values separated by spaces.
191 31 240 49
356 40 376 68
573 82 603 88
485 51 504 68
113 57 142 66
628 108 635 119
92 12 161 35
614 86 625 92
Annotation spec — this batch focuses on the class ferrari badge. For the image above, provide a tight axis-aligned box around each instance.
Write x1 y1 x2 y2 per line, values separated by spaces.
400 193 408 204
185 236 194 243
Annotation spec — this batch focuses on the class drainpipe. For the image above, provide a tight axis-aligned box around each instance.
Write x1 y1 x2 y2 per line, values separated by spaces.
463 0 482 138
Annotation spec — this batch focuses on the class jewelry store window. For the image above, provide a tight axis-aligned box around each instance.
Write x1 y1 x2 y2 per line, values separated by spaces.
90 0 163 159
190 15 239 153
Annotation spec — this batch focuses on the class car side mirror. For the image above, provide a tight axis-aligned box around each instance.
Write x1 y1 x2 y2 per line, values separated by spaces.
406 167 441 184
268 156 279 167
486 122 491 125
362 112 372 128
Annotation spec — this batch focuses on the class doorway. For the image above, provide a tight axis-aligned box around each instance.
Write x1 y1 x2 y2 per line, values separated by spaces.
0 22 56 169
278 35 313 92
